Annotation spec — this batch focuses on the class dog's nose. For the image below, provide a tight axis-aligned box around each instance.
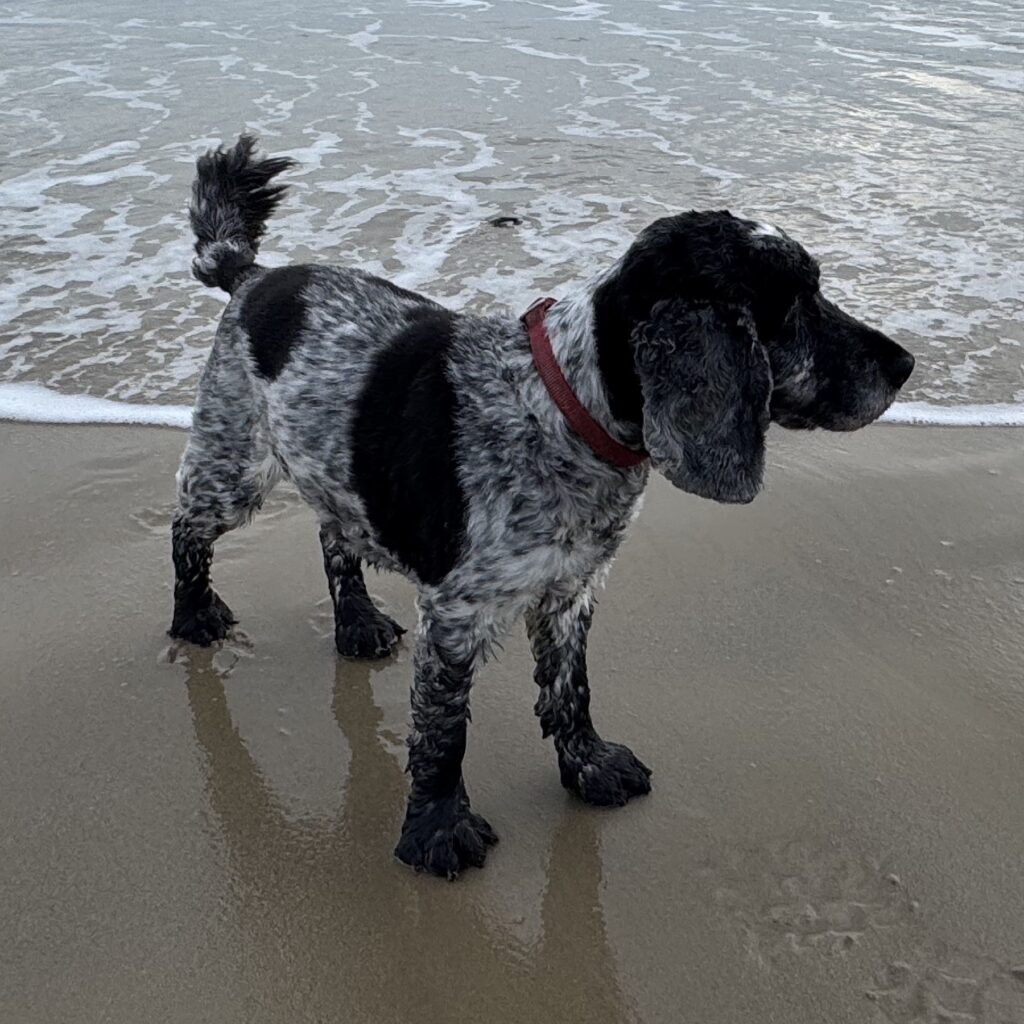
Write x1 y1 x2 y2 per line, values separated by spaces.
869 331 915 389
886 346 915 389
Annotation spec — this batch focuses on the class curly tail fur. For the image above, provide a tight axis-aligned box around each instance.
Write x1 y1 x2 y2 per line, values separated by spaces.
189 135 295 293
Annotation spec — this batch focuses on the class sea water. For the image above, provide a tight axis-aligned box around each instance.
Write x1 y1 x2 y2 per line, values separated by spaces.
2 0 1022 424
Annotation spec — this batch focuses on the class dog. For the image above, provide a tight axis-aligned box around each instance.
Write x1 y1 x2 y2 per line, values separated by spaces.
170 135 914 878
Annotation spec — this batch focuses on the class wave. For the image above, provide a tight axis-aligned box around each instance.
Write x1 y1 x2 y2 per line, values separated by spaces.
2 383 1023 431
0 383 191 428
878 402 1024 427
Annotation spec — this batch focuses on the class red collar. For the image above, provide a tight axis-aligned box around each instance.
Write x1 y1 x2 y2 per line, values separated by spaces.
521 297 648 469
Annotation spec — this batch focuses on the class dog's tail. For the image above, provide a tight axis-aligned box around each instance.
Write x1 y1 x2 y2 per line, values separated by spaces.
189 134 295 293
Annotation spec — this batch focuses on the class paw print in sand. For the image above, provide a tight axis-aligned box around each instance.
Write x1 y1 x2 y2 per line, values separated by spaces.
867 956 1024 1024
703 840 917 963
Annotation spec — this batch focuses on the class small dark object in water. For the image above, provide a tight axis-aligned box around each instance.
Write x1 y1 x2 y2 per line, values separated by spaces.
489 216 522 228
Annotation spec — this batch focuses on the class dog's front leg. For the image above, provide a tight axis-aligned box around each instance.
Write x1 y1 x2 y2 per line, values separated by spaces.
526 588 652 806
394 611 497 879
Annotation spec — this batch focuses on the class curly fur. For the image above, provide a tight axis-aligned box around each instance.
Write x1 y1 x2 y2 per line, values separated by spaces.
169 136 915 878
634 301 772 503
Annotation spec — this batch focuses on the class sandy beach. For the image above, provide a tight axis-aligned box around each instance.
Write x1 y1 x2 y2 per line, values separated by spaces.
1 421 1023 1024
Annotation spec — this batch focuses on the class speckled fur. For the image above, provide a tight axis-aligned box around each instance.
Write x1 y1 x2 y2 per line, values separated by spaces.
170 137 914 878
172 254 648 878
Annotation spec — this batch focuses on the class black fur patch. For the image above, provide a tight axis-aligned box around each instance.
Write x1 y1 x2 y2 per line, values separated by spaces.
241 265 315 379
592 211 821 426
351 311 467 586
592 290 645 427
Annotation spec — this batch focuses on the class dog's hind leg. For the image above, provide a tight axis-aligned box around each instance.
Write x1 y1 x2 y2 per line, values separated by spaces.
319 522 405 659
169 347 278 645
526 587 652 806
170 506 236 645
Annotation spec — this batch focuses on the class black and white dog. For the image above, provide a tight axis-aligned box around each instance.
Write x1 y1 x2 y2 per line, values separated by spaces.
171 136 914 878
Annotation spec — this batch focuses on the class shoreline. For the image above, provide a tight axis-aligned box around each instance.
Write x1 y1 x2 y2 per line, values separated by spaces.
4 381 1024 430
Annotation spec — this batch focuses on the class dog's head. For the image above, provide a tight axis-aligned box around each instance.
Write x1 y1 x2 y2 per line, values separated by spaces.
594 210 915 503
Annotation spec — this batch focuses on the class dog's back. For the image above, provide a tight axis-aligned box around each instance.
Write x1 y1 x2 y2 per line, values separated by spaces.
182 136 640 597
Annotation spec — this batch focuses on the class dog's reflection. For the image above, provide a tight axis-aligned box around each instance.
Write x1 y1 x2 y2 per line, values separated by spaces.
184 649 633 1023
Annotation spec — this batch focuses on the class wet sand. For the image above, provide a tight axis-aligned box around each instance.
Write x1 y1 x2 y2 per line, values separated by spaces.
2 422 1023 1024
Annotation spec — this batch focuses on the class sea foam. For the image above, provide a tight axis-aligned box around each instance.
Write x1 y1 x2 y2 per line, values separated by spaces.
2 383 1022 430
0 383 191 428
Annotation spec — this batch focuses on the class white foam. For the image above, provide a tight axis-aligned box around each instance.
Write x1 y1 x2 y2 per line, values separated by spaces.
3 383 1024 431
0 383 191 428
880 402 1024 427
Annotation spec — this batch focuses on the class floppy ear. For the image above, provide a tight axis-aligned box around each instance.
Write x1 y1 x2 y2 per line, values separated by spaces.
634 300 772 504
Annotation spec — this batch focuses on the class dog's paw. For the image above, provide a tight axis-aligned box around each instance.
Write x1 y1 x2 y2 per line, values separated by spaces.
395 796 498 880
560 736 652 807
335 606 405 660
169 590 237 646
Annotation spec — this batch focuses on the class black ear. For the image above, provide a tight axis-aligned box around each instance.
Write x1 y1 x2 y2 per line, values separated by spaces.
741 226 820 333
634 300 772 504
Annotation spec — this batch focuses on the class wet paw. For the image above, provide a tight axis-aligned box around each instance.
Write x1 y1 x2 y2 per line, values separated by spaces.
169 590 236 646
335 606 405 659
395 796 498 880
560 736 652 807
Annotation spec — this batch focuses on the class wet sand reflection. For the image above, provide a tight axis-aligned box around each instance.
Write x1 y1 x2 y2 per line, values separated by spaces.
184 650 634 1023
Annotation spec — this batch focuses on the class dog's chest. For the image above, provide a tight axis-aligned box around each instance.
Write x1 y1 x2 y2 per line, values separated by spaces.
462 471 646 601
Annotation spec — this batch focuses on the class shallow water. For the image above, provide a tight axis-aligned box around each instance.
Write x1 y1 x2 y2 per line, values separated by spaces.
1 0 1022 408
